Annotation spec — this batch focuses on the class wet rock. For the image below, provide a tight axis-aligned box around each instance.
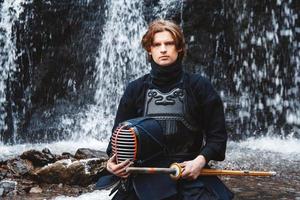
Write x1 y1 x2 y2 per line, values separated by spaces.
0 169 7 181
74 148 108 159
29 186 43 193
0 149 108 198
61 152 75 159
54 152 76 161
38 183 91 198
5 189 17 197
42 148 55 156
16 179 36 194
34 158 107 186
20 149 57 167
6 157 34 176
0 179 17 197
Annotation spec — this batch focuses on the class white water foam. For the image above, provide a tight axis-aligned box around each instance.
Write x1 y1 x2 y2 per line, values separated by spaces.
1 135 299 162
231 136 300 155
55 189 112 200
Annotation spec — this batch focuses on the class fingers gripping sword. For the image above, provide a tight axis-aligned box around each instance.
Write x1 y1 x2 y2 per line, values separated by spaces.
126 163 277 180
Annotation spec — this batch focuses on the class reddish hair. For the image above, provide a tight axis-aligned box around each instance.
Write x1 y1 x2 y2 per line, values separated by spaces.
141 19 186 60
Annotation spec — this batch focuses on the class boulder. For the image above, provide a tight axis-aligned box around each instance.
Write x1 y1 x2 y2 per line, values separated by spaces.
20 148 57 167
74 148 108 159
34 158 107 186
15 179 36 194
6 157 34 176
0 180 17 197
0 167 7 181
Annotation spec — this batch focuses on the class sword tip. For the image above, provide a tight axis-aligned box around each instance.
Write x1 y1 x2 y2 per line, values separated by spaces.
270 171 277 176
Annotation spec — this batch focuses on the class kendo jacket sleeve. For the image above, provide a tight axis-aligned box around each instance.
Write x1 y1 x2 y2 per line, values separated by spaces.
195 77 228 163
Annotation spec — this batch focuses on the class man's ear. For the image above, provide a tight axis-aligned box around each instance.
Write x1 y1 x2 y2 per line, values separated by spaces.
177 48 182 52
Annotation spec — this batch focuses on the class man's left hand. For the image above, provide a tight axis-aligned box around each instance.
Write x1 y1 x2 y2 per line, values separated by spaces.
178 155 206 180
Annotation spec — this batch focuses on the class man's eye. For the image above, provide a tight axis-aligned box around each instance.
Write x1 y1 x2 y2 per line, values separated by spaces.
166 42 175 46
153 43 160 47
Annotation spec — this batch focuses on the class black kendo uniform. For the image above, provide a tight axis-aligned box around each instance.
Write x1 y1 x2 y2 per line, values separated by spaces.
105 58 234 200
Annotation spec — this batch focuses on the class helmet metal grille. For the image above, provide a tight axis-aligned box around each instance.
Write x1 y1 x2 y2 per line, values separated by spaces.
111 125 138 163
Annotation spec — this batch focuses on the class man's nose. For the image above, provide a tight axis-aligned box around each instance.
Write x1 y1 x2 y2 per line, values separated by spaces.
160 44 167 53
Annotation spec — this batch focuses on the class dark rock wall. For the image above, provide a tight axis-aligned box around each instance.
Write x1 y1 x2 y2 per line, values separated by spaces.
2 0 106 143
17 0 105 107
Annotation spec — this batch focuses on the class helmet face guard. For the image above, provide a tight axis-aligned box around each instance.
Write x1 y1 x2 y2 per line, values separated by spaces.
111 117 165 164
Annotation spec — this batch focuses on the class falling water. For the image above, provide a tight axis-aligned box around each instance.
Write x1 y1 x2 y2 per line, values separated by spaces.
50 0 151 142
91 0 149 138
0 0 28 142
65 0 186 141
0 0 297 151
30 0 150 142
227 0 300 137
0 0 186 144
0 0 186 161
153 0 183 19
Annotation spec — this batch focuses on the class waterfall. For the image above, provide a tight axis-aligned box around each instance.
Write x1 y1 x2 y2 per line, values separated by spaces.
220 0 300 137
53 0 150 141
0 0 298 143
153 0 183 19
59 0 185 141
91 0 149 138
0 0 188 157
238 1 300 135
0 0 28 143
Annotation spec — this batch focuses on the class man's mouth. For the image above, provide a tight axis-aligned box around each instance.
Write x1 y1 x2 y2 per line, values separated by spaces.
160 56 169 59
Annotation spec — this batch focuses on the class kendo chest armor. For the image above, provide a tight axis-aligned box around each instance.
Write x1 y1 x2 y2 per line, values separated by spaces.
143 86 198 134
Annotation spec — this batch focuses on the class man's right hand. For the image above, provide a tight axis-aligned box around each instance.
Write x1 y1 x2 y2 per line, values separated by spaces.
106 154 133 178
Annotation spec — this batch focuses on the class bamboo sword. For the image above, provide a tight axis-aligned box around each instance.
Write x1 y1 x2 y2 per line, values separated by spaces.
126 163 277 180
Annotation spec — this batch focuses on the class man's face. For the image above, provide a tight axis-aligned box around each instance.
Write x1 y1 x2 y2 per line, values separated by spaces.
149 31 181 67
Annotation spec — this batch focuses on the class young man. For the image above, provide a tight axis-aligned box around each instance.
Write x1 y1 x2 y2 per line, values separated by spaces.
105 19 233 200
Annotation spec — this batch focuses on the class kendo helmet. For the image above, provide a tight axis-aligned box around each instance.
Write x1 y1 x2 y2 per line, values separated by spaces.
111 117 166 165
